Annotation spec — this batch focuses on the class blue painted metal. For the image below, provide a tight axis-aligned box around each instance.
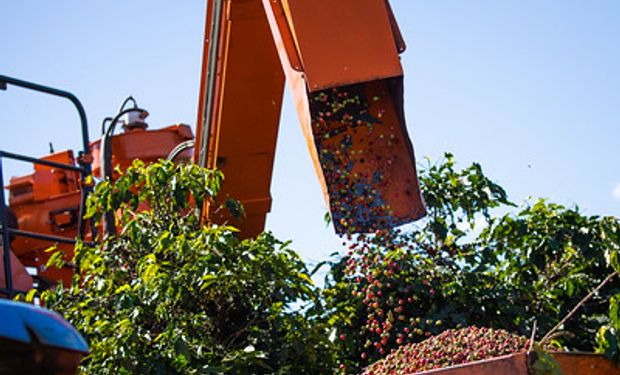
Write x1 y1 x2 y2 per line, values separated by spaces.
0 300 88 353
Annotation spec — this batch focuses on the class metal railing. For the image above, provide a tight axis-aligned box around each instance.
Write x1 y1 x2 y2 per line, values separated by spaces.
0 75 94 298
0 151 89 297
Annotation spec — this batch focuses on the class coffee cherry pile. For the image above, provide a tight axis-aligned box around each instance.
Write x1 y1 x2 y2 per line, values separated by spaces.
310 85 402 234
360 326 531 375
336 229 448 368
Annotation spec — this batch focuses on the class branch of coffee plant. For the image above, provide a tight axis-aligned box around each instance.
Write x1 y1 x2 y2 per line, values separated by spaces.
540 271 617 345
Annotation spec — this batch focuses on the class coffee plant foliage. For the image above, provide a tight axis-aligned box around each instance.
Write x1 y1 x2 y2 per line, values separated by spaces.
37 155 620 374
42 160 337 374
596 245 620 363
322 153 620 371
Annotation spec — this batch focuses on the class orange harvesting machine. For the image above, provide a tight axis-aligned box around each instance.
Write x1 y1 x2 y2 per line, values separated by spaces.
0 0 426 296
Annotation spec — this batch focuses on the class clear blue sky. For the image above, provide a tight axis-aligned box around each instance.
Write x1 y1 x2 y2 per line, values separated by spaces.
1 1 619 266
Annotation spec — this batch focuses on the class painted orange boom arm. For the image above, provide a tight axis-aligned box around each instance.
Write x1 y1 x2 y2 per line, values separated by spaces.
195 0 425 238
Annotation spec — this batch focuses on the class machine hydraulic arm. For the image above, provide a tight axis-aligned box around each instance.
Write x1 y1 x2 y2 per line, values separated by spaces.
195 0 426 238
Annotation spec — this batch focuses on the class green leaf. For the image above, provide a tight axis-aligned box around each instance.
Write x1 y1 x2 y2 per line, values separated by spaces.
46 250 66 269
44 245 58 253
530 345 562 375
114 284 131 295
24 289 37 303
323 211 332 226
610 294 620 328
610 251 620 274
297 272 314 285
200 274 217 291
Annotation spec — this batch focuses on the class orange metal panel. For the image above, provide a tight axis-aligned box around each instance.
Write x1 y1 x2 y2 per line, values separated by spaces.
554 352 619 375
9 191 81 285
413 353 528 375
8 151 79 205
6 124 196 286
385 0 407 54
411 352 618 375
0 247 33 291
194 0 215 160
91 124 194 178
308 80 425 233
280 0 403 91
197 0 286 239
5 150 85 286
264 0 426 234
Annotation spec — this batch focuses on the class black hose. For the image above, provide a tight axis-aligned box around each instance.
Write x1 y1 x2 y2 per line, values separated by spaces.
100 117 112 136
101 107 147 180
100 106 147 236
118 96 137 113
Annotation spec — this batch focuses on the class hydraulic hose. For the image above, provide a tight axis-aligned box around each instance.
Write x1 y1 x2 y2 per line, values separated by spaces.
100 106 147 236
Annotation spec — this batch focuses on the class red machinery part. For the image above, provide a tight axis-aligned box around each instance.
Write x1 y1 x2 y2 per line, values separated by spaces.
7 150 81 286
6 124 194 286
0 248 33 292
196 0 426 237
409 352 618 375
91 124 194 178
263 0 426 233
